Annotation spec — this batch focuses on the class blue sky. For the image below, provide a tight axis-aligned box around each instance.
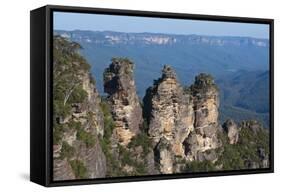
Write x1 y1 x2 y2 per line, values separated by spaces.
54 12 269 39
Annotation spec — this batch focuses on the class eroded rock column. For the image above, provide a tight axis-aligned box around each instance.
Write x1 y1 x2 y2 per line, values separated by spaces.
184 73 220 162
103 58 143 146
144 65 194 173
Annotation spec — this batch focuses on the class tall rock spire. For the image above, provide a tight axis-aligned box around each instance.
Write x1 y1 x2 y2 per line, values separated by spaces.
103 57 143 146
184 73 220 162
144 65 194 174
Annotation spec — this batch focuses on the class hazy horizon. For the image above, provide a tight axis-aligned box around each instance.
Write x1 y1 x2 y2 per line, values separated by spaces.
54 12 270 39
55 29 270 40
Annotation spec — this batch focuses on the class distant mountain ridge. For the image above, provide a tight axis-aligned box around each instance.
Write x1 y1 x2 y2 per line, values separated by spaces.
54 30 270 128
56 30 269 47
55 30 269 91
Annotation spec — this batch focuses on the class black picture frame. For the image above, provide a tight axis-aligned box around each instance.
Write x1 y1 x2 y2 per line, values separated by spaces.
30 4 274 187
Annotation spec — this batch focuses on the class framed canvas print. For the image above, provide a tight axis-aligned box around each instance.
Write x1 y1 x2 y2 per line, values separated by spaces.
30 5 274 187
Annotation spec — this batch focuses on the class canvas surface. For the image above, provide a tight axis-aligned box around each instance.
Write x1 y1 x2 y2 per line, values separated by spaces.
52 11 271 181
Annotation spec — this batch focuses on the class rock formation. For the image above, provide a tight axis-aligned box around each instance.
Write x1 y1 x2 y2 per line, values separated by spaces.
53 159 76 180
223 119 239 144
144 68 221 173
103 58 143 146
53 36 270 178
183 73 220 162
143 65 194 173
143 68 269 174
239 120 269 169
53 36 106 181
53 74 107 180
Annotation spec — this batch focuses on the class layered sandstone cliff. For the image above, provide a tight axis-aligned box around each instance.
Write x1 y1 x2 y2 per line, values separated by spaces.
143 65 194 173
144 67 221 173
183 73 220 162
103 58 143 146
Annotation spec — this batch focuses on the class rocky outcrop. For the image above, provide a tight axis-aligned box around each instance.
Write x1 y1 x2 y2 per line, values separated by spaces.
53 36 106 181
145 65 194 144
144 65 194 173
53 72 107 180
53 159 76 180
223 119 239 144
258 147 269 168
154 137 175 174
82 73 104 137
74 138 107 178
239 120 269 169
244 148 269 169
103 58 143 146
144 69 221 173
183 73 220 162
240 120 262 134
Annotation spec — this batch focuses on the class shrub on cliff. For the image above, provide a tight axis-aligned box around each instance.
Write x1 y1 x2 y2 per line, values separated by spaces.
128 132 152 157
60 141 75 159
184 160 216 173
53 36 90 122
100 98 115 141
76 128 96 147
70 159 87 179
216 120 269 170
